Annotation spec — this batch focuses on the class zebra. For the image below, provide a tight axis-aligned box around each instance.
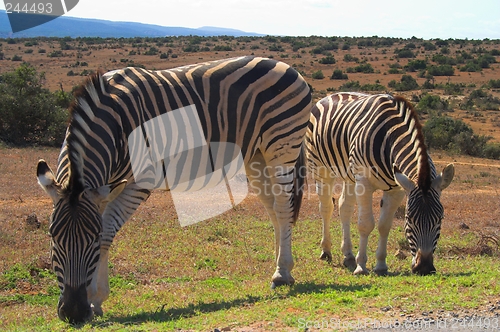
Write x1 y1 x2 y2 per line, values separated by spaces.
36 56 311 323
305 92 454 276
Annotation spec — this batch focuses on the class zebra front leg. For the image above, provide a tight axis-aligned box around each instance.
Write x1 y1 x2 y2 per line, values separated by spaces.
317 181 336 262
354 178 375 275
245 152 293 287
374 189 406 275
87 247 110 316
339 181 357 270
271 197 295 288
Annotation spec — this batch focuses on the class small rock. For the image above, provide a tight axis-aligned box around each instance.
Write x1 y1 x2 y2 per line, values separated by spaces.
395 249 407 260
459 222 470 229
25 213 40 229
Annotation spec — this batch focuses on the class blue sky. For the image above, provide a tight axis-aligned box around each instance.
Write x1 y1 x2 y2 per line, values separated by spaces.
1 0 499 39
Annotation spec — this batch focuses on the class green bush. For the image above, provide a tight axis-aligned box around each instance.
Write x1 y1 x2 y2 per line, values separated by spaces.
388 75 419 91
427 64 454 76
331 69 348 80
319 55 336 64
416 94 450 115
483 144 500 160
423 116 493 158
0 63 69 146
338 81 361 91
488 79 500 89
311 70 324 79
395 49 415 58
405 59 427 72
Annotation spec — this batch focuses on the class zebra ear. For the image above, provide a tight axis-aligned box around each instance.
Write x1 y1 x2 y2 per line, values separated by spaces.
37 160 61 204
432 163 455 191
90 180 127 213
393 164 416 192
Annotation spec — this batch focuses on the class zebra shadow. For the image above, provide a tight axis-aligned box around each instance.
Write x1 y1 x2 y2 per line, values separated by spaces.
94 294 263 326
366 270 474 277
93 282 371 326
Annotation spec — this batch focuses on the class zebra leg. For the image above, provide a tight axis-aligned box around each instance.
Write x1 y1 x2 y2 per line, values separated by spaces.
354 177 375 275
374 189 406 275
87 248 110 316
246 152 292 287
263 155 297 287
317 180 335 262
339 181 357 270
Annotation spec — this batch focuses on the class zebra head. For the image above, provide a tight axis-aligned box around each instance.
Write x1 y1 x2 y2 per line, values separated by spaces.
37 160 126 324
394 163 455 275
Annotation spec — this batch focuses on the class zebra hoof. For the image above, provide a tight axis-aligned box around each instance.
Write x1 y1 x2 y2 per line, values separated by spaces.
374 266 388 276
91 304 103 317
320 251 332 263
353 265 369 275
343 256 356 271
271 274 295 289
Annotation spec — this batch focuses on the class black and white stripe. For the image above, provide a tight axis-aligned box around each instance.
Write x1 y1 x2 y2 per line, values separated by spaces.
306 92 454 276
37 56 311 323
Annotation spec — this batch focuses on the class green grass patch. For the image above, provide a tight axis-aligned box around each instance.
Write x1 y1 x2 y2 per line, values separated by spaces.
2 213 499 330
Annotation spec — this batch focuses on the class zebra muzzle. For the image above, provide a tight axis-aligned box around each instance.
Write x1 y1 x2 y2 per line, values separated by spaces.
411 249 436 275
58 284 93 324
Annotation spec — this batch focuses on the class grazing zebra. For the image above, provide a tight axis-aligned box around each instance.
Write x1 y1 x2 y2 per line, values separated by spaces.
36 56 311 323
305 92 454 276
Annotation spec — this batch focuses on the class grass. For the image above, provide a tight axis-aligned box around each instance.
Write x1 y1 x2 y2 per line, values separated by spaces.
1 215 499 331
1 147 500 330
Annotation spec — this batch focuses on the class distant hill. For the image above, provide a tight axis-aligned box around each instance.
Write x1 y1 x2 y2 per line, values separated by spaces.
0 10 264 38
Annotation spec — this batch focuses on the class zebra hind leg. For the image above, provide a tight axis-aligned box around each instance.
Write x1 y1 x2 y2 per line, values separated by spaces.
374 189 406 275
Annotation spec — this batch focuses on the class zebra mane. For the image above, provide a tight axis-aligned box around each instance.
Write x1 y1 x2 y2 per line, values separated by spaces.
394 95 431 193
63 70 107 204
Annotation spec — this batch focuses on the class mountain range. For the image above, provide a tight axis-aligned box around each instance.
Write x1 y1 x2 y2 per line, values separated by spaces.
0 10 264 38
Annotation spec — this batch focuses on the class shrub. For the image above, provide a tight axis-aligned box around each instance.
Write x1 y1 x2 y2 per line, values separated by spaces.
423 116 472 151
319 55 336 64
0 63 69 146
312 70 325 79
388 75 419 91
11 55 22 61
395 49 415 58
427 64 454 76
331 69 348 80
488 79 500 89
422 42 437 51
483 144 500 160
213 45 233 52
144 47 159 55
423 115 493 157
405 59 427 72
338 81 362 91
343 54 359 62
416 94 450 115
352 63 374 73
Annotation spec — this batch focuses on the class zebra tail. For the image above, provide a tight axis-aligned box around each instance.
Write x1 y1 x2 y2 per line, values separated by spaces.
292 142 306 223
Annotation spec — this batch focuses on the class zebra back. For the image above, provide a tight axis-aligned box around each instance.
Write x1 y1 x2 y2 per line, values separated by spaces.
307 92 434 190
58 56 311 197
